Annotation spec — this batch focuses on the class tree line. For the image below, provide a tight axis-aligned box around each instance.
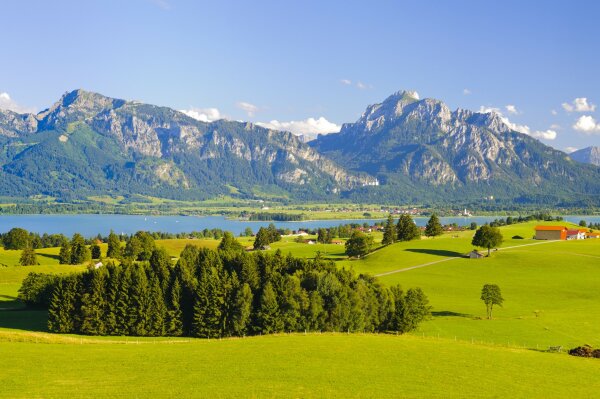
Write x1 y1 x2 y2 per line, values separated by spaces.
40 236 430 337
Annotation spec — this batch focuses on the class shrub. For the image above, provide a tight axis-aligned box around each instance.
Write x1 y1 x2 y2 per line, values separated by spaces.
568 345 594 357
512 235 524 239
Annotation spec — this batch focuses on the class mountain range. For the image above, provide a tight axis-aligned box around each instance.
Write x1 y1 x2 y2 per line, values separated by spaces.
1 89 599 207
569 146 600 167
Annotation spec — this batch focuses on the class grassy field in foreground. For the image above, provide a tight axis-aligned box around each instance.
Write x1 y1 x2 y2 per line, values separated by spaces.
2 333 600 398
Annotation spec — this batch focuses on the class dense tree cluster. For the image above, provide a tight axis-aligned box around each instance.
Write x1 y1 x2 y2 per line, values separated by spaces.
59 234 92 265
47 241 431 337
253 224 282 249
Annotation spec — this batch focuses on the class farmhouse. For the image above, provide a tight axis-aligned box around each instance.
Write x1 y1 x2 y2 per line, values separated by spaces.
534 226 568 240
566 229 587 240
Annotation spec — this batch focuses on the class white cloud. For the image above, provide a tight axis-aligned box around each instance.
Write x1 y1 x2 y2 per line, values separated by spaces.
562 97 596 113
529 129 557 140
478 106 556 140
463 88 471 95
565 146 578 153
551 109 558 115
573 115 600 134
0 92 36 114
505 104 519 115
550 124 561 130
256 117 341 137
179 107 223 123
236 101 259 117
340 79 352 85
356 81 373 90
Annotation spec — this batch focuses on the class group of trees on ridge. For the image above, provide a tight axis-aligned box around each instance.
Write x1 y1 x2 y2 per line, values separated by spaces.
37 235 430 337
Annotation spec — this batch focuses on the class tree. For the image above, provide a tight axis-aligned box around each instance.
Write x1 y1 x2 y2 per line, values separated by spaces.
257 281 282 334
579 220 587 227
266 223 281 243
70 233 91 264
230 282 253 336
58 241 71 264
396 214 421 241
253 227 271 250
382 214 396 245
218 231 244 252
19 246 38 266
424 214 443 238
472 225 503 256
124 235 143 260
470 222 478 230
149 247 172 292
106 230 121 258
80 269 107 335
317 228 332 244
2 227 30 250
345 230 373 258
165 276 183 336
243 227 254 237
134 231 156 261
480 284 503 319
90 243 102 260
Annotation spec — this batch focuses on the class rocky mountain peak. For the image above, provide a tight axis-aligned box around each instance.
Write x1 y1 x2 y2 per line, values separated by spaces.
569 146 600 166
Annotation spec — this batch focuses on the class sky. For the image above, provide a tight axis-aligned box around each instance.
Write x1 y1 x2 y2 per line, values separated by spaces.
1 0 599 151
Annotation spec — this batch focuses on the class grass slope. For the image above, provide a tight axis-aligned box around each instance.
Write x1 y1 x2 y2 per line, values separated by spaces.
2 333 600 398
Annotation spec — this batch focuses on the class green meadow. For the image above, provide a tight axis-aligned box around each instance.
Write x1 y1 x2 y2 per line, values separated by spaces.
1 220 599 397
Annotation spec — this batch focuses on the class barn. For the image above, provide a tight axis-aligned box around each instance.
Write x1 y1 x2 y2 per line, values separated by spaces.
534 226 568 240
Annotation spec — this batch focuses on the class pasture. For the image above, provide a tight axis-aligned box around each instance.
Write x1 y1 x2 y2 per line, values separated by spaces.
0 219 599 398
2 333 600 398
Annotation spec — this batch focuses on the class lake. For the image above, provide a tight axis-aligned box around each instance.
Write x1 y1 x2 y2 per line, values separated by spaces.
0 214 599 237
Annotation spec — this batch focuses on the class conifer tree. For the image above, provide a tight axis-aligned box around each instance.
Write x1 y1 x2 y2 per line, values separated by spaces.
382 214 396 245
147 276 167 336
149 247 172 292
115 265 132 335
48 276 78 333
257 281 282 334
218 231 244 252
166 276 183 336
80 269 107 335
106 230 122 259
424 214 444 238
396 214 421 241
104 264 120 334
58 241 71 265
191 265 224 338
90 243 102 259
70 233 91 264
128 264 151 336
253 227 271 250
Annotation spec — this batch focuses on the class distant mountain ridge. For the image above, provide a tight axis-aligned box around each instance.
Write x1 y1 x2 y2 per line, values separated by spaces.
0 90 375 201
0 89 599 206
311 90 600 204
569 146 600 166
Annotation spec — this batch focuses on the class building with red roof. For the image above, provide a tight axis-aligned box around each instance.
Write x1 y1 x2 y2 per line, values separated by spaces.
534 226 568 240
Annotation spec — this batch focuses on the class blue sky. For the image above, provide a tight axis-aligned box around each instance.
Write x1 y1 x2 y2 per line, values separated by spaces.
1 0 599 151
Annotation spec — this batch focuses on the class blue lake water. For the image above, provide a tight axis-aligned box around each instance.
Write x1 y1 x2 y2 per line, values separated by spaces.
0 214 598 237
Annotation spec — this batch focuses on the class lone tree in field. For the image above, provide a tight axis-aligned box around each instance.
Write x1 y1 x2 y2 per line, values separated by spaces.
424 214 443 238
19 246 38 266
472 225 503 256
382 214 396 245
345 230 374 258
480 284 503 319
396 214 421 241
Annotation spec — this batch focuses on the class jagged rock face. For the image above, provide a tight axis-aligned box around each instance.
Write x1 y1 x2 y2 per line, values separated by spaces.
311 90 593 191
570 146 600 166
0 89 374 200
0 110 38 136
